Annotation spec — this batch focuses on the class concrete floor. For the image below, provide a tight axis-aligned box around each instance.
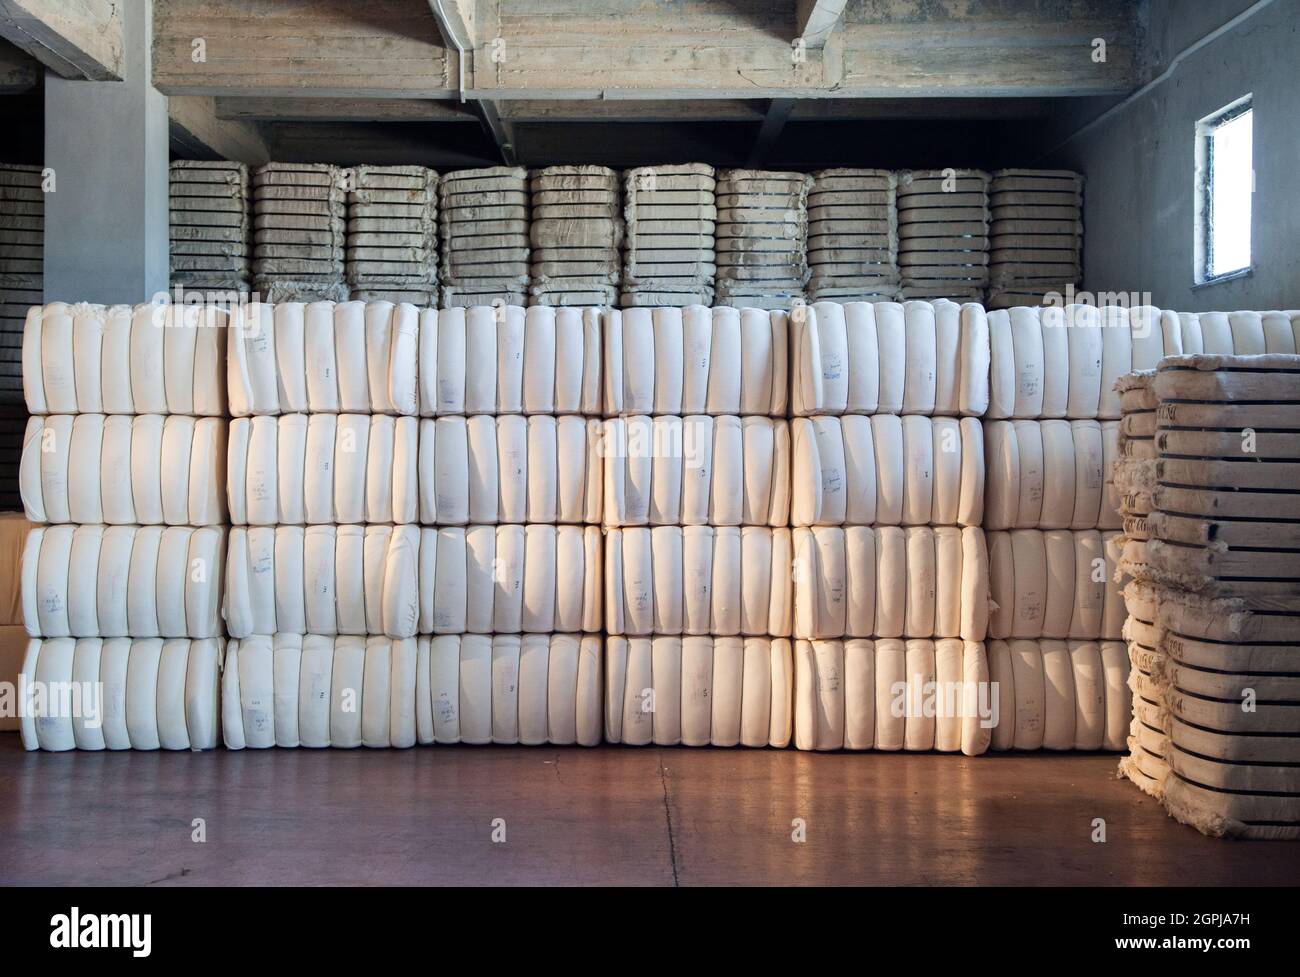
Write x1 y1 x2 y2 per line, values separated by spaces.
1 734 1296 885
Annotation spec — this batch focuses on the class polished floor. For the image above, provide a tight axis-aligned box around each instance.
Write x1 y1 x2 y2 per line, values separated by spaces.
1 735 1295 885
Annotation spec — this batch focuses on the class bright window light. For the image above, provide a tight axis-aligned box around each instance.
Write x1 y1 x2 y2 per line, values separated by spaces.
1196 97 1253 283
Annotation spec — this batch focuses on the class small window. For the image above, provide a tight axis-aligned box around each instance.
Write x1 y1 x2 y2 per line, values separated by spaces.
1195 96 1253 285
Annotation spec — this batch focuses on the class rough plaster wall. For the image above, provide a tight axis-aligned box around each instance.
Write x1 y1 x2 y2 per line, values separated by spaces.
1049 0 1299 311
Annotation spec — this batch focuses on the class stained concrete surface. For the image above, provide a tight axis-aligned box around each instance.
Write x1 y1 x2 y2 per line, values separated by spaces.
1 736 1295 886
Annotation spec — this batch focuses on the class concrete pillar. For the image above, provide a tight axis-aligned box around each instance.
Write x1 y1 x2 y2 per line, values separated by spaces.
43 0 169 304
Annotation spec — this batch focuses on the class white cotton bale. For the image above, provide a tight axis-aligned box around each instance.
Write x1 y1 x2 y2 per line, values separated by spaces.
740 637 774 748
1069 530 1105 639
1009 638 1045 750
960 526 989 643
463 525 497 634
934 637 964 752
739 309 777 416
489 306 522 413
1009 530 1047 638
302 413 336 523
334 301 370 412
902 301 938 414
271 633 302 748
681 636 714 747
706 307 743 415
679 305 713 415
651 636 683 746
1064 304 1103 419
1097 305 1131 418
67 414 106 525
678 415 713 525
1009 306 1044 418
526 415 559 523
1040 638 1077 750
92 527 134 638
302 526 337 634
227 302 276 416
710 415 744 526
931 417 962 525
960 641 992 756
492 524 526 633
365 415 396 523
522 306 558 413
464 414 499 524
904 526 937 638
330 636 366 748
983 420 1018 531
522 525 558 634
70 639 106 750
297 633 333 748
987 639 1016 750
620 308 656 414
304 301 340 412
873 637 906 751
273 413 306 525
872 413 905 525
1038 419 1075 528
273 526 305 634
66 526 103 636
957 416 984 527
333 525 367 634
495 414 527 524
958 303 990 417
1041 529 1075 639
901 415 935 526
933 526 963 638
1069 639 1105 751
129 304 172 415
244 414 279 525
361 636 393 748
234 635 275 748
427 635 461 744
873 302 906 414
100 306 135 415
903 639 936 751
1038 305 1069 419
874 525 907 639
38 414 73 524
1069 419 1104 530
648 307 684 414
710 526 743 636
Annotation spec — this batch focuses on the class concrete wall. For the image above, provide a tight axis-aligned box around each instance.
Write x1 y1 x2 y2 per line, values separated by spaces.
1048 0 1299 312
43 0 169 304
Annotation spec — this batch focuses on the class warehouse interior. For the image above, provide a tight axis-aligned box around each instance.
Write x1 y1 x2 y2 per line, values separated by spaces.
1 0 1299 890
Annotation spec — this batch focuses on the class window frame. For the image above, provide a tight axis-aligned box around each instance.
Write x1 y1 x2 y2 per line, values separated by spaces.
1194 94 1254 287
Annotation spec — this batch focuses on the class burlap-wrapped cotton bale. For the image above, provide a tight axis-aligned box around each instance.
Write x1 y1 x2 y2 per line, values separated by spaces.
806 168 898 303
621 163 717 307
896 169 989 301
713 169 812 308
986 169 1083 309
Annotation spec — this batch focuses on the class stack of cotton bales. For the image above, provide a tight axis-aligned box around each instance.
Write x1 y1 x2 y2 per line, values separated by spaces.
1132 353 1300 838
982 304 1185 751
222 300 423 748
601 305 795 747
251 163 348 303
17 301 228 750
714 170 812 310
788 300 992 752
896 169 990 302
416 305 605 745
169 161 251 292
1 165 44 395
529 166 622 307
620 164 717 308
345 165 438 306
987 170 1083 309
438 167 531 308
1111 370 1167 796
805 169 898 303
